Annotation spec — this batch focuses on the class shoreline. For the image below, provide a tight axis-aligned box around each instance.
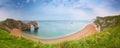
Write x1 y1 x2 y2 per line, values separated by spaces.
10 23 98 44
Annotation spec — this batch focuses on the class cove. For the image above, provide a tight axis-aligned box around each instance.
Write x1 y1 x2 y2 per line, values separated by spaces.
22 20 91 39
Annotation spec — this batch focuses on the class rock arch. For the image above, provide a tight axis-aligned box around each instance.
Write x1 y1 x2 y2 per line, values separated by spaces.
26 21 39 31
0 19 39 32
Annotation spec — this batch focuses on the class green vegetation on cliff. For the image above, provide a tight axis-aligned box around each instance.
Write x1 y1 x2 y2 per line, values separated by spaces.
0 18 39 32
94 15 120 31
0 29 57 48
0 15 120 48
59 23 120 48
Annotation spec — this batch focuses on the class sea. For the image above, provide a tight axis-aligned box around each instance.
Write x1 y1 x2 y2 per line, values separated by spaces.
22 20 92 39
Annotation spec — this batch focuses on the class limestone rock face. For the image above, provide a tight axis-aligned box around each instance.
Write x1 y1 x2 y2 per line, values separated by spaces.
94 15 120 31
0 19 39 32
26 21 39 31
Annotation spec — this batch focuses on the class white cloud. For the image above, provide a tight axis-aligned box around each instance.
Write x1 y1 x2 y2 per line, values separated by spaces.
85 1 120 16
0 10 9 20
0 0 120 20
26 0 37 3
0 8 25 20
33 0 37 3
50 0 120 17
32 0 120 20
26 0 30 3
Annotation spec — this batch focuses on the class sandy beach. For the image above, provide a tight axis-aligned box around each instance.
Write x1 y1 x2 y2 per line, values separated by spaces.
10 23 98 44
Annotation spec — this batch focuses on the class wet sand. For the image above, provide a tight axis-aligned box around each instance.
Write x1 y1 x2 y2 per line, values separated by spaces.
10 24 98 44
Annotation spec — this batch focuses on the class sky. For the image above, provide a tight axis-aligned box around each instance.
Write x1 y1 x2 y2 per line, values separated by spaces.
0 0 120 20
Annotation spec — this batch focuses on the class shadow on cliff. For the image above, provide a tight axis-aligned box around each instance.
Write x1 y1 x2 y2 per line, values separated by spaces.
0 18 39 33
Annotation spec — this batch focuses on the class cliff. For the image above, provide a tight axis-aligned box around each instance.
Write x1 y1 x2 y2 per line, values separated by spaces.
94 15 120 31
0 16 120 48
0 19 39 32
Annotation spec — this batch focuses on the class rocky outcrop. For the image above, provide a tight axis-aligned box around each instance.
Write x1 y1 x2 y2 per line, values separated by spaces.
23 21 39 31
0 19 39 32
94 15 120 31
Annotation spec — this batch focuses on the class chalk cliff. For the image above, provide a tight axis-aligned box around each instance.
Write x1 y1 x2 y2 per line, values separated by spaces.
94 15 120 31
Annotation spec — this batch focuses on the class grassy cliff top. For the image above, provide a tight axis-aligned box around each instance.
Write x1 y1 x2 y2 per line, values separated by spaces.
94 15 120 31
0 15 120 48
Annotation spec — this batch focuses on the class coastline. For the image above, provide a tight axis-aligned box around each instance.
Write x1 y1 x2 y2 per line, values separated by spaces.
10 23 98 44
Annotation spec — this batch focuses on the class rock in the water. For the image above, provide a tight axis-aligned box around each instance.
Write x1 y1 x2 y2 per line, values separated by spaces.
0 18 39 32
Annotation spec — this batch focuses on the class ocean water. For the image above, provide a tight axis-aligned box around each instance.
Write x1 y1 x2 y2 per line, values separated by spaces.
22 20 92 39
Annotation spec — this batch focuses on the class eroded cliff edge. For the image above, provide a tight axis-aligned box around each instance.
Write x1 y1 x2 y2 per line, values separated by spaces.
0 19 39 32
94 15 120 32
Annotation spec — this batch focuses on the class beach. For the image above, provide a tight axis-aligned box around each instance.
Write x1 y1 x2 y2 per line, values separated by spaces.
10 23 98 44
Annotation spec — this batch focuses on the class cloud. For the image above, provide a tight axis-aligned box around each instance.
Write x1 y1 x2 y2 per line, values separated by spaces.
0 0 120 20
32 0 120 20
26 0 30 3
0 8 27 20
26 0 37 3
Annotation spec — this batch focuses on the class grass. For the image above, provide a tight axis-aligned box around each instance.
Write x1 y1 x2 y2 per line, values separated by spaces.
58 25 120 48
0 24 120 48
0 29 57 48
0 15 120 48
58 15 120 48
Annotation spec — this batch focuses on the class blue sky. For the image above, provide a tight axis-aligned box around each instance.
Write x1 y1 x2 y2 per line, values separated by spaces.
0 0 120 20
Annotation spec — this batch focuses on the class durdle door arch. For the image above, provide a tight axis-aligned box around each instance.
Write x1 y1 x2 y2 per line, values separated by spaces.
25 21 39 31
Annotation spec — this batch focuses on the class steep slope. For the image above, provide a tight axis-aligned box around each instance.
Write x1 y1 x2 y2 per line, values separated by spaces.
0 19 39 32
0 29 57 48
0 15 120 48
94 15 120 31
58 15 120 48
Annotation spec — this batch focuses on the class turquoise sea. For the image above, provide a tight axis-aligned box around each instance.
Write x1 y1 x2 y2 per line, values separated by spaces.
22 20 92 39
